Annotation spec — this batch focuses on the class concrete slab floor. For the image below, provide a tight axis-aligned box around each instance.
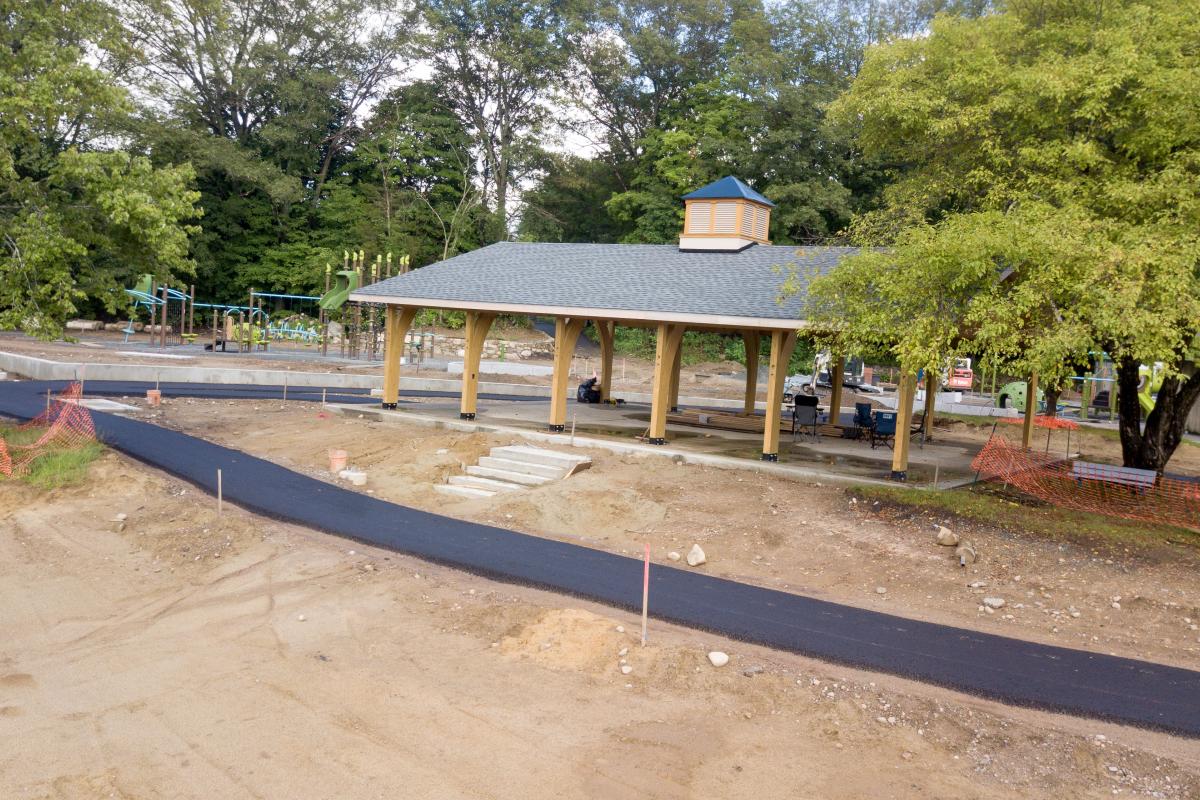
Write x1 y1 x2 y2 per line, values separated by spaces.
352 397 982 487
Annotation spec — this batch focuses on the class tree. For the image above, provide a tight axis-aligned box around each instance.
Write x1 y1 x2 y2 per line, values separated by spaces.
347 81 491 264
810 0 1200 472
414 0 578 236
568 0 734 165
0 0 199 337
125 0 406 300
517 153 628 243
126 0 404 202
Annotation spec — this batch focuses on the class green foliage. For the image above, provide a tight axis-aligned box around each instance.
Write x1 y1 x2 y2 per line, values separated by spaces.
602 326 815 371
518 154 628 243
0 0 200 337
414 309 467 329
23 442 104 490
810 0 1200 470
415 0 579 232
349 82 493 265
550 0 985 245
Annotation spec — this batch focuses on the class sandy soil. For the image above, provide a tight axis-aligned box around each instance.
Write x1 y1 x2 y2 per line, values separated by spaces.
2 452 1198 799
148 399 1200 674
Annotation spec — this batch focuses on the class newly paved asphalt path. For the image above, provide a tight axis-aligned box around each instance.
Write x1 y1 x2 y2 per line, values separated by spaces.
3 379 1199 737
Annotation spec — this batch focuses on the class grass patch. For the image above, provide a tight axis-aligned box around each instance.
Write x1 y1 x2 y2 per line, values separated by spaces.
1 425 103 490
849 482 1199 551
22 442 104 489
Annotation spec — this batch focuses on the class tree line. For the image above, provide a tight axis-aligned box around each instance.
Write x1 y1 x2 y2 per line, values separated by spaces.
3 0 1196 470
1 0 987 331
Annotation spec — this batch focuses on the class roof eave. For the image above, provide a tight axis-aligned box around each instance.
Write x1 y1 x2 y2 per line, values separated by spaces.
347 293 805 331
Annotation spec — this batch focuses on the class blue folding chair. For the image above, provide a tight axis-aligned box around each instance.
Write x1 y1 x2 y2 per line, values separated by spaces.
871 411 897 449
853 402 874 440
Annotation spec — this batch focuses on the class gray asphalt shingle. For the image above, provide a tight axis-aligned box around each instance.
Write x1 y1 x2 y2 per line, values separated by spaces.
352 242 861 321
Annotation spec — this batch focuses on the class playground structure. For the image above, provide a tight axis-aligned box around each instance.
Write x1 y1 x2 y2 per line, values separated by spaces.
120 250 414 360
990 354 1163 421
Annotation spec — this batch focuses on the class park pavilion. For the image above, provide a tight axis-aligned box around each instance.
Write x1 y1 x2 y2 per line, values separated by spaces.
352 176 926 475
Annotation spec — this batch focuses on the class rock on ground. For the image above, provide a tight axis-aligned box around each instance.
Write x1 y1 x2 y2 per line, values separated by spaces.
707 651 729 667
935 525 959 547
686 544 706 567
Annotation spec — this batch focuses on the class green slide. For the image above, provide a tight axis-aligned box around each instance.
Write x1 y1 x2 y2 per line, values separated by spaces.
319 270 360 311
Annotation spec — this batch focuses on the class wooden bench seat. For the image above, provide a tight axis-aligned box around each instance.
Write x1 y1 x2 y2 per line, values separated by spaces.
1071 460 1157 493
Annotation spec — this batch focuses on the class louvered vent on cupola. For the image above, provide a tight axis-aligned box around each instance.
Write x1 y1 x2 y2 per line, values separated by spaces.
679 176 774 252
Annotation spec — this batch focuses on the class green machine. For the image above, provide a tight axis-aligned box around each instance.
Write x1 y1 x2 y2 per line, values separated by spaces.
995 381 1045 411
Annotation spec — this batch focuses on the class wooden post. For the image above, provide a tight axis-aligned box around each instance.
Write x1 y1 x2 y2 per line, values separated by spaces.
217 468 223 515
382 306 419 409
459 311 495 419
828 353 845 427
667 337 684 412
891 371 916 480
549 317 587 431
1107 377 1117 422
647 323 686 444
742 331 760 415
761 329 797 461
188 285 195 336
596 320 615 401
1022 372 1038 450
923 371 938 442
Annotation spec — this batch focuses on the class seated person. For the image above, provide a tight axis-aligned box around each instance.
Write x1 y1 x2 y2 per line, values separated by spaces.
577 372 602 403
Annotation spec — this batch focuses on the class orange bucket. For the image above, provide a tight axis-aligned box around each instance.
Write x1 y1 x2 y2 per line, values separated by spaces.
146 389 162 406
328 448 348 472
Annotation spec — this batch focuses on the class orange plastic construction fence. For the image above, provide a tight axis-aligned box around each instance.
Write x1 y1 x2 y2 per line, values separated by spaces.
971 434 1200 532
0 383 97 477
999 414 1080 430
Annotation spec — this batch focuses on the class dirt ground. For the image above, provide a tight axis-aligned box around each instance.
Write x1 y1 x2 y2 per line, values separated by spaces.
3 449 1199 799
149 398 1200 673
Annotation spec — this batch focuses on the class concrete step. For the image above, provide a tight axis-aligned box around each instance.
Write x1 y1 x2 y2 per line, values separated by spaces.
448 474 525 493
465 465 551 487
489 445 592 472
434 484 496 499
477 456 567 480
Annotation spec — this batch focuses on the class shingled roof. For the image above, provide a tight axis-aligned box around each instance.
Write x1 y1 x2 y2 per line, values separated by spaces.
351 242 860 329
681 175 776 207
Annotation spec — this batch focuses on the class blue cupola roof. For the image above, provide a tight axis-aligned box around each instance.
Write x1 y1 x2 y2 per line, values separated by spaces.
681 176 775 208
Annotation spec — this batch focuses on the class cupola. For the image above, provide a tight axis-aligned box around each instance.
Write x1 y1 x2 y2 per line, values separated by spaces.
679 176 774 252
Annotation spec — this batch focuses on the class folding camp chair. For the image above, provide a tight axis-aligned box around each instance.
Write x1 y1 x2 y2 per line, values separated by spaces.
792 403 819 441
871 411 897 449
853 402 874 440
792 395 820 441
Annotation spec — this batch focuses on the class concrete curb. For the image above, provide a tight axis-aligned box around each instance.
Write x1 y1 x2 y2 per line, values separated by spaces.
329 403 897 488
0 349 763 410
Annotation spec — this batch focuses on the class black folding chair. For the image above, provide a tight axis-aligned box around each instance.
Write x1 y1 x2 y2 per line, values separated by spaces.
792 394 820 441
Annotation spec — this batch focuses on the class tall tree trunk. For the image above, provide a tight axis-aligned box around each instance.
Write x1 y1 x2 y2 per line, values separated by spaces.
1043 387 1060 418
1116 356 1200 473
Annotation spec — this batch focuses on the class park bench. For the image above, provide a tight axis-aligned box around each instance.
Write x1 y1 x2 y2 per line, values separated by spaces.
1071 460 1157 494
